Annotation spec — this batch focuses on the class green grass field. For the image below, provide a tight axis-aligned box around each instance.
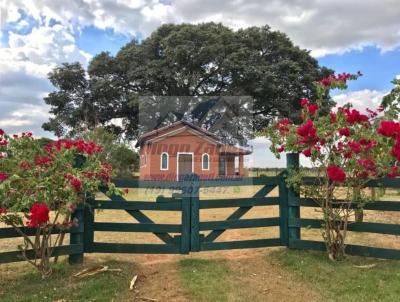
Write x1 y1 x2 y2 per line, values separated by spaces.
0 260 134 302
273 249 400 302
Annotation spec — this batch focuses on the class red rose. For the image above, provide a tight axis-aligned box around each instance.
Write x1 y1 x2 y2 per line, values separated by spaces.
0 172 8 182
359 139 376 151
320 77 332 87
19 161 31 170
276 118 290 134
338 128 350 137
393 148 400 161
377 120 400 138
357 159 376 171
327 165 346 183
297 120 318 144
300 98 310 107
307 104 319 115
302 148 312 157
388 166 399 178
277 145 285 153
69 177 82 192
348 141 362 153
34 156 52 166
0 207 7 215
330 113 337 123
343 152 352 159
98 163 112 183
345 109 369 124
0 129 4 136
366 108 378 118
392 138 400 161
27 203 50 228
44 139 102 155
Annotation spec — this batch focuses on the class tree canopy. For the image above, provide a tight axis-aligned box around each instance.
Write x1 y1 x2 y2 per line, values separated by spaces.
382 78 400 119
43 23 333 140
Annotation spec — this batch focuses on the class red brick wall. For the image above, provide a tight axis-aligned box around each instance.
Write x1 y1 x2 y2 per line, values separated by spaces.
139 129 220 180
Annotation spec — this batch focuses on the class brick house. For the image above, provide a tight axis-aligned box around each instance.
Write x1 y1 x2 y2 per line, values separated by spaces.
136 120 251 180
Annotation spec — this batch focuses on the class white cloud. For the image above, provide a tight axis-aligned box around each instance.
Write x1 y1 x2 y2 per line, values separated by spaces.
332 89 386 113
0 118 33 127
0 23 91 137
2 0 400 56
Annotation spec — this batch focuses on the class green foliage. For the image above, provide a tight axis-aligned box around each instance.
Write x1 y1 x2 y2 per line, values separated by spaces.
382 78 400 119
273 249 400 302
77 127 139 177
43 23 332 139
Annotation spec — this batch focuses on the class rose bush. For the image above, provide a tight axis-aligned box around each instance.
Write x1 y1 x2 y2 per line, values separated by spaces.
0 131 119 277
264 72 399 260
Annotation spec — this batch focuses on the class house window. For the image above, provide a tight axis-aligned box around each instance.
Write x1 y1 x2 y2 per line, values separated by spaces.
202 153 210 170
160 152 169 170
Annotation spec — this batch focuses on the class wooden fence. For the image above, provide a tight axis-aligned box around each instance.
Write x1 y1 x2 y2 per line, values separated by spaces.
1 153 400 264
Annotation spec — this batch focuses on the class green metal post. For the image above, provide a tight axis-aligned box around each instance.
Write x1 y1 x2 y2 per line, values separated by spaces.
68 205 84 264
279 170 289 246
181 194 191 254
189 174 200 252
83 201 94 253
286 153 300 247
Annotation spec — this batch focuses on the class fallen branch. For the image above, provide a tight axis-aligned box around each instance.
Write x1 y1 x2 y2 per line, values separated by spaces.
138 297 158 302
129 275 138 290
74 265 122 278
353 263 377 269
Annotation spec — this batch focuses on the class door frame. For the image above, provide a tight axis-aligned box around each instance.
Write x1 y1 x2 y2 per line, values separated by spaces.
176 152 194 181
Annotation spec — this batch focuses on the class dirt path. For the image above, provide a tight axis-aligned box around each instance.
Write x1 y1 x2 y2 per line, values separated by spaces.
124 261 187 302
96 248 320 301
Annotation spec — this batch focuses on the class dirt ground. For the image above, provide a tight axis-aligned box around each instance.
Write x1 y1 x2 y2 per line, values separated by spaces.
110 248 320 302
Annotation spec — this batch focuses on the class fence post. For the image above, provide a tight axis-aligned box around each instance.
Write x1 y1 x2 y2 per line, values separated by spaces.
279 170 289 246
83 198 95 253
286 153 300 248
189 174 200 252
68 204 84 265
181 192 191 254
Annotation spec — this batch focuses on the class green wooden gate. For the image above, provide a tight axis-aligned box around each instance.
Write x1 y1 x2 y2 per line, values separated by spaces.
76 173 285 257
186 176 283 252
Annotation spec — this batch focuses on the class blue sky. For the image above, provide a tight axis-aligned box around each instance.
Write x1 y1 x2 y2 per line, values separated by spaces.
319 47 400 92
0 1 399 167
76 26 136 56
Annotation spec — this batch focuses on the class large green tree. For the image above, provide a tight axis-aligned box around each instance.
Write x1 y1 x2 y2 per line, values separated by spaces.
43 23 333 139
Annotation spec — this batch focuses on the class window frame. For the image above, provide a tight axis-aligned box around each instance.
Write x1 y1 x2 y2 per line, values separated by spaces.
160 152 169 170
202 153 210 171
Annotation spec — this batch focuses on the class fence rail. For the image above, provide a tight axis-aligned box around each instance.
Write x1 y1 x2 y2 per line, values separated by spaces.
1 153 400 264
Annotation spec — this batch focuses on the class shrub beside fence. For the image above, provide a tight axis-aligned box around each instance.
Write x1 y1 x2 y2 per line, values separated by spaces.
0 218 84 264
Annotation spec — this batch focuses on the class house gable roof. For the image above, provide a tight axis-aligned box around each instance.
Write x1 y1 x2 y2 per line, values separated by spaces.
135 120 221 147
